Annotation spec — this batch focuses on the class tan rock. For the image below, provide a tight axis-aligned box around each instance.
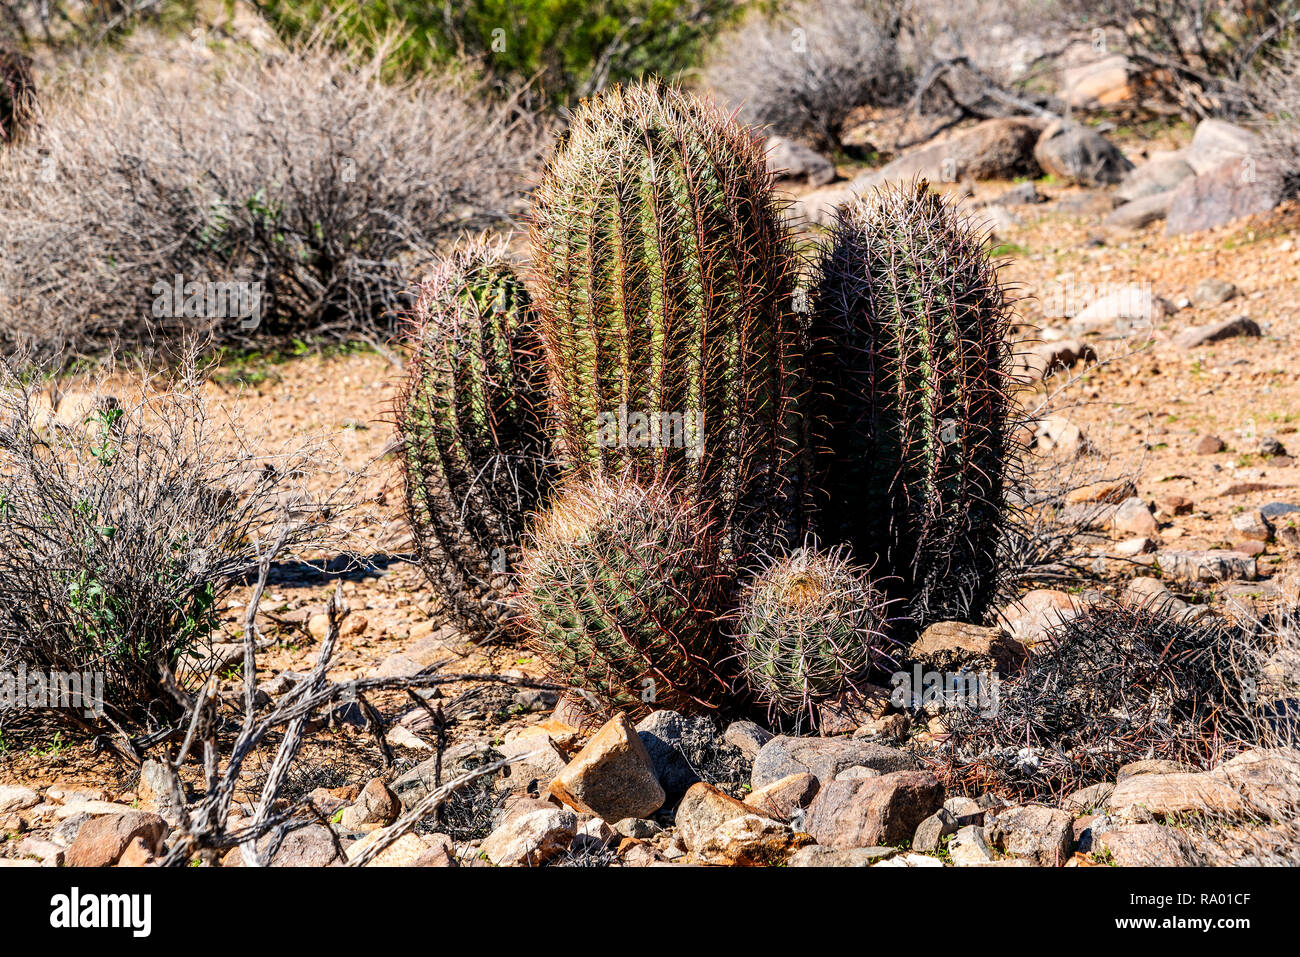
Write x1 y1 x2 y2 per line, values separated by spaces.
1107 771 1245 818
695 815 814 866
743 772 820 822
547 713 664 821
66 811 169 867
675 783 753 852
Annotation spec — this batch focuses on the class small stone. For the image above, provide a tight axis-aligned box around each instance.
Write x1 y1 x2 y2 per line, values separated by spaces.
480 808 577 866
751 735 917 789
1113 536 1152 557
412 833 458 867
674 783 753 852
499 727 569 794
908 621 1027 673
835 765 882 781
346 833 434 867
949 824 996 865
722 720 773 761
1066 478 1137 504
996 589 1085 646
1112 497 1158 537
944 796 983 825
987 805 1073 865
805 770 944 849
16 837 64 866
1259 436 1288 458
912 808 958 853
66 811 169 868
1231 509 1273 543
1154 549 1257 582
613 818 663 840
512 689 559 712
788 845 896 867
635 710 699 799
695 814 813 866
339 778 400 830
307 613 331 640
743 772 820 822
0 785 40 814
1064 782 1116 812
1196 434 1226 454
549 712 665 821
1092 823 1192 865
1107 771 1245 819
1193 278 1238 306
1172 315 1261 349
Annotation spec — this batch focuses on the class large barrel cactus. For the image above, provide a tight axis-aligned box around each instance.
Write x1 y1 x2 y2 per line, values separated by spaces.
809 182 1013 627
529 82 806 560
0 43 35 145
738 545 891 720
396 236 553 640
518 477 731 715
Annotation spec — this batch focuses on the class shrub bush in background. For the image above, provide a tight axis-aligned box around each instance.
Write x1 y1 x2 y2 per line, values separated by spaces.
0 38 539 359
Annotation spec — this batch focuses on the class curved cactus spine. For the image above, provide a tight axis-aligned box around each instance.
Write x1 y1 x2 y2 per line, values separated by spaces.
0 43 35 145
529 82 806 559
737 545 891 720
518 476 731 715
396 236 553 640
809 181 1013 627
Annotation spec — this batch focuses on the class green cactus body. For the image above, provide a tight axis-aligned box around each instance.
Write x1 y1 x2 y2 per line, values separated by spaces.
397 236 552 640
519 477 731 715
529 83 805 559
738 545 890 718
810 182 1012 626
0 44 35 145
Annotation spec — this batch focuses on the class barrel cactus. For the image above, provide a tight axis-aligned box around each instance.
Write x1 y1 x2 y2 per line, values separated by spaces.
809 181 1013 627
738 545 892 720
0 43 35 145
529 82 807 560
396 236 553 641
518 477 731 715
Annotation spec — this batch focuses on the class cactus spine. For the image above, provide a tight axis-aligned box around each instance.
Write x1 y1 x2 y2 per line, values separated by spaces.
518 477 731 715
396 236 552 640
529 83 806 558
810 182 1013 626
738 545 891 719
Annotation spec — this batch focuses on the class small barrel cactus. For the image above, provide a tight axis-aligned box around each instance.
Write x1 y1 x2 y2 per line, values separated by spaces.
809 181 1013 627
738 545 891 718
0 43 35 145
518 477 731 715
396 236 553 641
529 82 807 559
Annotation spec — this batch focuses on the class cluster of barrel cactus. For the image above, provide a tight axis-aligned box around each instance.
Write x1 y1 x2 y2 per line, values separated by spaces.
398 81 1013 723
0 42 36 145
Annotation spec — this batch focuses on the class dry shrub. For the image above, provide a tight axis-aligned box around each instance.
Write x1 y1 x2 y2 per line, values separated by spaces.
0 36 538 358
1248 45 1300 185
0 354 352 730
701 0 909 151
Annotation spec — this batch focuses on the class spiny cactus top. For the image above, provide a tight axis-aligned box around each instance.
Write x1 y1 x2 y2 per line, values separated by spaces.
0 43 35 145
810 181 1013 627
396 235 552 640
518 476 731 715
529 82 805 560
738 545 891 721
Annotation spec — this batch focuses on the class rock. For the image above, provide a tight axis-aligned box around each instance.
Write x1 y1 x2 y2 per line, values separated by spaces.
695 814 813 866
1034 120 1133 186
948 824 997 865
340 778 400 830
1067 478 1138 505
1117 155 1195 202
17 837 64 866
1184 119 1263 176
722 720 773 761
816 685 894 734
907 621 1027 673
346 832 434 867
635 710 699 799
263 825 343 867
1104 191 1173 230
788 845 896 866
307 612 331 640
1172 314 1260 349
512 688 559 712
994 182 1046 205
0 785 39 814
1061 54 1133 108
1259 436 1288 458
1033 414 1093 460
751 736 917 789
1069 288 1166 337
1196 434 1226 454
978 203 1020 239
481 807 577 866
805 770 944 849
412 833 458 867
873 852 946 867
1112 497 1158 537
1064 782 1116 812
987 805 1073 865
1231 509 1273 543
674 783 754 852
766 135 836 186
912 808 958 853
66 811 169 868
1092 823 1192 865
835 765 882 781
1117 759 1198 781
499 727 569 794
1155 549 1257 582
115 837 156 867
944 796 983 825
1107 771 1244 818
996 589 1085 646
1260 502 1300 522
1214 748 1300 813
744 772 820 822
1166 159 1288 235
1016 341 1098 384
786 182 855 228
612 817 663 840
50 814 93 848
1193 277 1238 306
549 712 665 821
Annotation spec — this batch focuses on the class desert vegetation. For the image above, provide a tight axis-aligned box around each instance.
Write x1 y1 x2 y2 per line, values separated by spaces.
0 0 1298 878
